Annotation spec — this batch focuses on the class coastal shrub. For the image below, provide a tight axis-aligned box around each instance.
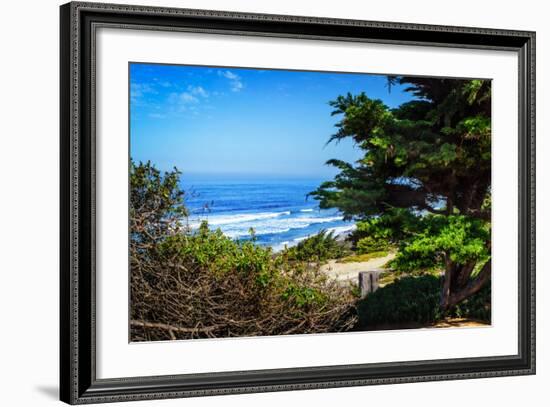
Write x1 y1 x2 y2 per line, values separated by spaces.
356 275 490 328
130 161 357 341
283 230 349 263
355 236 389 254
388 215 490 274
378 270 397 286
351 209 418 250
357 275 441 327
130 159 188 248
132 224 357 340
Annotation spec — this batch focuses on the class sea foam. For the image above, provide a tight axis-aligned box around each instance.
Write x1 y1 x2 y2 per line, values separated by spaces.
188 211 290 228
188 212 344 239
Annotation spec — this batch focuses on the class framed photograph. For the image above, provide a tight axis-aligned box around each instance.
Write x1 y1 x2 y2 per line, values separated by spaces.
60 1 535 404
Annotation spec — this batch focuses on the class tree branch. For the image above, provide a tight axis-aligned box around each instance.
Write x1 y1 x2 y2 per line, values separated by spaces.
448 260 491 307
130 320 219 335
385 184 430 209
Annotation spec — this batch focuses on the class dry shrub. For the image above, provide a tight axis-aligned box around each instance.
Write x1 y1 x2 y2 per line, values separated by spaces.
130 226 357 341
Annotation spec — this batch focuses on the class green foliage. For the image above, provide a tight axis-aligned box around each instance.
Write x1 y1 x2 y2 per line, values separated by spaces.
352 209 418 253
378 270 398 286
310 78 492 307
389 215 490 273
356 275 491 328
130 160 188 247
283 230 349 263
281 284 328 308
130 160 187 221
357 275 442 326
159 224 277 288
311 77 491 221
452 283 491 321
355 237 388 254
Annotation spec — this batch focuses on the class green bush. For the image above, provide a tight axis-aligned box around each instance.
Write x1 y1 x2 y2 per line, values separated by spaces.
351 209 416 253
388 215 490 274
356 275 490 328
133 222 358 340
160 222 276 286
283 230 349 263
356 236 389 254
452 283 491 321
130 162 358 341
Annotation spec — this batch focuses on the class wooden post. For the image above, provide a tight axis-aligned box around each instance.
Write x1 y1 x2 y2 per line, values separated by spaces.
358 271 379 298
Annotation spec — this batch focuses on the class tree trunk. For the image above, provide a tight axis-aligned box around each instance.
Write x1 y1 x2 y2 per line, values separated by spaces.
440 257 491 310
447 260 491 307
440 254 454 309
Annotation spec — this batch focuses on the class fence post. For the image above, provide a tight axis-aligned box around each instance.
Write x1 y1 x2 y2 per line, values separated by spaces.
358 271 379 298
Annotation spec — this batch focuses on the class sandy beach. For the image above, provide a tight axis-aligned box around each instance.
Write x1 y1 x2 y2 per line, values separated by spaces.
321 252 396 283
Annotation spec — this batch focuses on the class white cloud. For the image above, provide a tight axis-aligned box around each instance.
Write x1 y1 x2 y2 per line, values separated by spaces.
188 85 209 98
230 81 244 92
168 86 209 107
130 83 143 98
130 82 158 106
166 87 212 115
165 84 211 114
219 70 238 80
180 92 198 103
150 76 174 88
170 91 198 104
134 81 213 118
148 112 167 119
217 70 244 92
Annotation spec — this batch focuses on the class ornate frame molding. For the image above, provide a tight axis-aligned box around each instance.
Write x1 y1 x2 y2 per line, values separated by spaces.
60 2 535 404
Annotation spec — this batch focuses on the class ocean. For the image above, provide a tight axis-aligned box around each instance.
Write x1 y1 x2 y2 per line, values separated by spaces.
181 176 355 251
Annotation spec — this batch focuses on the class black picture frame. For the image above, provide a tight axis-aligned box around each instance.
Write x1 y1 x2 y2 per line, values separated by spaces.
60 1 536 404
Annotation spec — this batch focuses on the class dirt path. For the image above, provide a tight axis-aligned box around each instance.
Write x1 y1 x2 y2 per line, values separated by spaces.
431 318 490 328
321 253 396 283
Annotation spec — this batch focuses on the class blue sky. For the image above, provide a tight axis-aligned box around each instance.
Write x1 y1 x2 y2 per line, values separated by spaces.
130 63 414 181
